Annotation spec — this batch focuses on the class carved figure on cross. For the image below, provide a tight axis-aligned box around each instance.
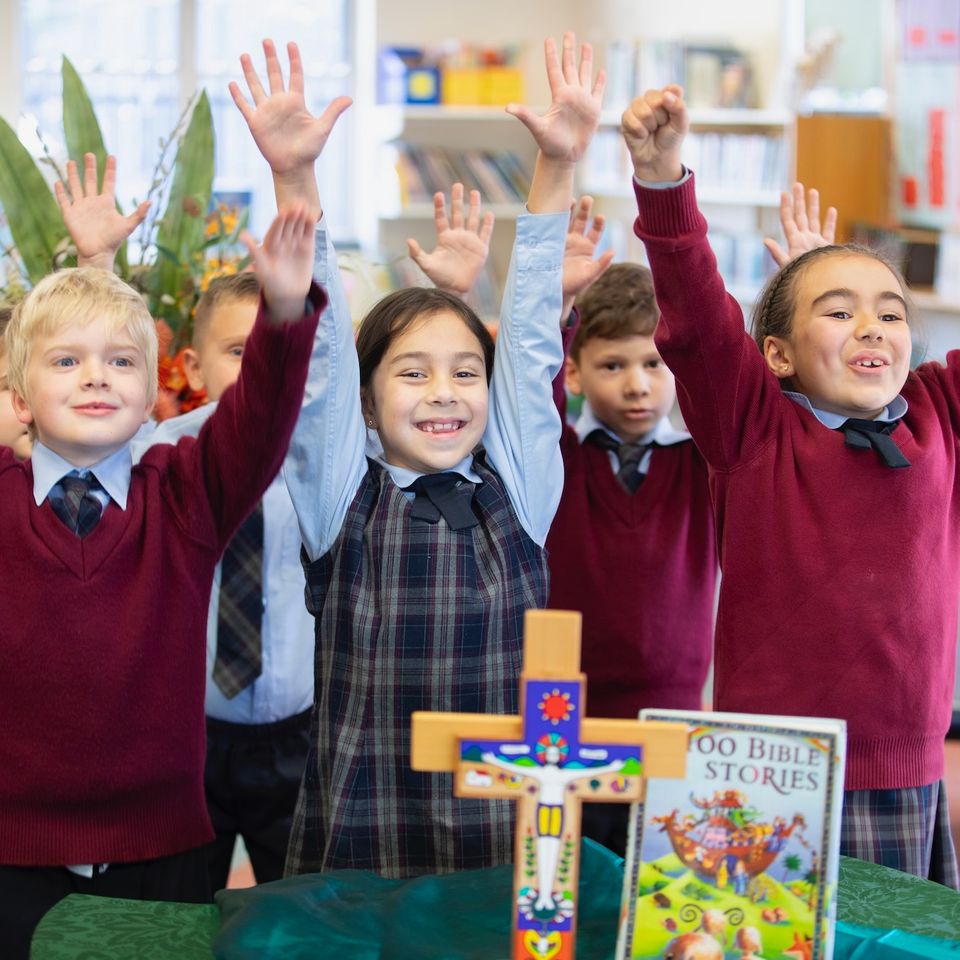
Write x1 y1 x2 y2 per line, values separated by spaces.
411 610 688 960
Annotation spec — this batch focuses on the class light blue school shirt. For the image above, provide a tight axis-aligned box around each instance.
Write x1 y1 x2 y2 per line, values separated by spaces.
574 401 692 478
31 441 132 510
129 396 314 727
284 212 568 562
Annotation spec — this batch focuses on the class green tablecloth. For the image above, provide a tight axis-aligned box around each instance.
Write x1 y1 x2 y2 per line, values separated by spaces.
31 852 960 959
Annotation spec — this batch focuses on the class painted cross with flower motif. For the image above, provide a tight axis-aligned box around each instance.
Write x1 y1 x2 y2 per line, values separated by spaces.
411 610 688 960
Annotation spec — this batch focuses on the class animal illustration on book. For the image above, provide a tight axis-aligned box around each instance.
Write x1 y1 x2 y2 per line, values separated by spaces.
618 711 845 960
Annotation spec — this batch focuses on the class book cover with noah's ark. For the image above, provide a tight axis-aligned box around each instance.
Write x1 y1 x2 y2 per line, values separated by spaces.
617 710 846 960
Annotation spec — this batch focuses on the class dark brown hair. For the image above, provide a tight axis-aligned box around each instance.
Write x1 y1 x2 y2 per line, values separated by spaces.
356 287 495 387
570 262 659 361
193 272 261 347
751 244 917 352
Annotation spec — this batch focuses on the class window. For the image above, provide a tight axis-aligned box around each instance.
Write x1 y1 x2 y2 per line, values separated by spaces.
12 0 353 244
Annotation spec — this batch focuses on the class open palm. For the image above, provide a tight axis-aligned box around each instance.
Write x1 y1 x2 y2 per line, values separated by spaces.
230 40 351 176
408 184 494 295
56 154 149 266
507 34 605 163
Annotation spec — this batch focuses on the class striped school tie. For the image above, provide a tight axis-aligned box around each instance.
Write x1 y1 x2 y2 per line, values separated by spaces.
50 473 104 538
213 502 264 698
586 430 653 493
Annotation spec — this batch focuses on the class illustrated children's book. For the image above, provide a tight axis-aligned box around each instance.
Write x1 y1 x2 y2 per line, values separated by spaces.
617 710 846 960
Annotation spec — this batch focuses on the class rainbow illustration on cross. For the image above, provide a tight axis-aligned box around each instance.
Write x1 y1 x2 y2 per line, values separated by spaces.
411 610 689 960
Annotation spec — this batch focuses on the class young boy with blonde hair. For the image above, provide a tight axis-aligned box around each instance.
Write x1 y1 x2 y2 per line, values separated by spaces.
0 152 324 958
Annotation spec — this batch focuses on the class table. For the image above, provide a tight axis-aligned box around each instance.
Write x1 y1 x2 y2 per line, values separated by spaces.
31 851 960 959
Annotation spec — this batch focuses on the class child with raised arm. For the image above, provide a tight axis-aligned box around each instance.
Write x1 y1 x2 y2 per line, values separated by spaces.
621 85 958 886
231 35 603 877
0 154 325 956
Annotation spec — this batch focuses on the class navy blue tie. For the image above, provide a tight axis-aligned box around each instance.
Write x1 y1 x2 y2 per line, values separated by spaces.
405 473 479 530
50 473 103 538
842 418 910 469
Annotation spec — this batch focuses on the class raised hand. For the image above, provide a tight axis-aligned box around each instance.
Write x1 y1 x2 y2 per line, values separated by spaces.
507 33 605 165
562 196 614 319
407 184 494 296
241 205 314 323
55 153 150 270
764 182 838 267
230 39 352 216
621 85 688 183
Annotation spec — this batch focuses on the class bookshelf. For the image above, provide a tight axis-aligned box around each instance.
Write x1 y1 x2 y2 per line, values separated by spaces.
359 0 805 311
369 103 538 320
580 108 794 304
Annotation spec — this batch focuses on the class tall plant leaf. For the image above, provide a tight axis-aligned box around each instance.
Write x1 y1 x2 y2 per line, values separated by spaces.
149 91 214 334
61 56 130 276
0 118 66 284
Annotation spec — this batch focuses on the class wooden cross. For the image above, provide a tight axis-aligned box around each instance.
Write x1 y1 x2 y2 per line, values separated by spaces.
411 610 688 960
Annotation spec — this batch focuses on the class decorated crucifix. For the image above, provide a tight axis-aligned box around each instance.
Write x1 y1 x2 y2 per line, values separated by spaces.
411 610 689 960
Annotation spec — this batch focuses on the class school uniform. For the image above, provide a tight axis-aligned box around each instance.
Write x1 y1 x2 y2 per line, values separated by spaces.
546 326 717 855
132 395 315 891
633 171 959 886
283 214 567 878
0 291 323 957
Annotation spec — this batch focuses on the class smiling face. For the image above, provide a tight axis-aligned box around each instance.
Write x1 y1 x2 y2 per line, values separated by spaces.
763 253 912 419
362 310 489 474
567 333 675 442
12 316 154 467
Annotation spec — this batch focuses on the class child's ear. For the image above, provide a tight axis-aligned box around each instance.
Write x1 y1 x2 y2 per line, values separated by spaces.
11 389 33 427
181 348 206 393
763 336 795 380
565 356 584 396
360 387 376 429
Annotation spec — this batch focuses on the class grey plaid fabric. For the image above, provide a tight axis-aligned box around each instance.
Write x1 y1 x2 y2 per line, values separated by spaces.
49 473 103 538
213 502 264 699
286 455 549 879
840 780 959 889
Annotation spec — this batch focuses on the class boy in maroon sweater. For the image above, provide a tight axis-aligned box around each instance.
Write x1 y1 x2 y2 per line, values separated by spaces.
547 259 716 857
0 154 324 956
622 85 958 885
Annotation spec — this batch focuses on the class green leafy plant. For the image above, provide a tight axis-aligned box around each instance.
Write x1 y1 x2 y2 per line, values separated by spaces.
0 55 219 349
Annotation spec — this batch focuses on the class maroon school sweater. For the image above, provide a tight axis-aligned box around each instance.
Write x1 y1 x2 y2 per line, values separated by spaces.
548 429 716 718
634 175 960 790
547 328 716 719
0 291 322 866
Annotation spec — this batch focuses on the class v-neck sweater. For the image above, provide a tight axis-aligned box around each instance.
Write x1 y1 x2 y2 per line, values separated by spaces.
0 291 322 866
547 424 716 718
634 175 960 790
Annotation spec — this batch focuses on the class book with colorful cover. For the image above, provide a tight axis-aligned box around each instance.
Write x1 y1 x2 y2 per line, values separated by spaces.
617 710 846 960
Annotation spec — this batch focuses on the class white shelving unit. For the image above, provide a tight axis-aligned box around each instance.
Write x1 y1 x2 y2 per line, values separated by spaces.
357 0 806 310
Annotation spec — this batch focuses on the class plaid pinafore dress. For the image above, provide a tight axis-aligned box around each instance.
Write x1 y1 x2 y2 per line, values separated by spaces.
286 455 549 878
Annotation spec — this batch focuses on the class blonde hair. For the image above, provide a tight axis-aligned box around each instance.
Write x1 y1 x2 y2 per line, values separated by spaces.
5 268 158 407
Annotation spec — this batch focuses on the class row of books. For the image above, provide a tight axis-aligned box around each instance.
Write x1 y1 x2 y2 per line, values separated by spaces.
583 128 787 195
384 141 531 207
605 38 755 111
